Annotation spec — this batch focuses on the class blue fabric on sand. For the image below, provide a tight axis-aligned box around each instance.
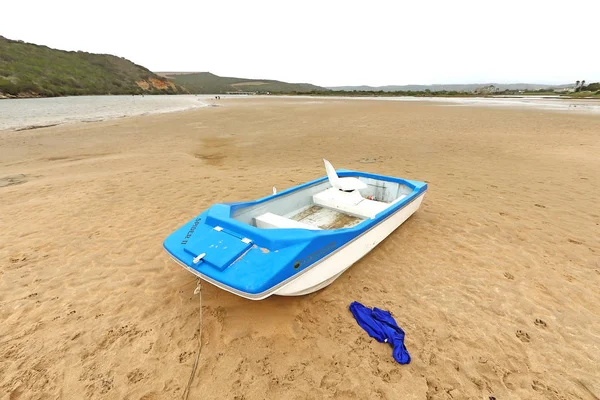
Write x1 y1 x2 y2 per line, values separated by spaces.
349 301 411 364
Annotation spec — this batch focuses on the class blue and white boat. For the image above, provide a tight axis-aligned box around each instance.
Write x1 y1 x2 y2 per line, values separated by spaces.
163 159 427 300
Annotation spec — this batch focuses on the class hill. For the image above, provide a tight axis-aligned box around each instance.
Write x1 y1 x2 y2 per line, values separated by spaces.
0 36 183 98
328 83 574 92
160 72 326 94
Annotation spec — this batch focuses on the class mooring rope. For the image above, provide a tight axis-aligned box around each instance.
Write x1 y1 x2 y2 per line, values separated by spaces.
182 279 203 400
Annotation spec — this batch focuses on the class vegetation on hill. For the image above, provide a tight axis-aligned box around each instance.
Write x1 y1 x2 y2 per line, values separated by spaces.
327 83 572 92
161 72 326 94
323 81 600 98
286 84 600 99
569 90 600 98
283 89 476 97
0 36 183 98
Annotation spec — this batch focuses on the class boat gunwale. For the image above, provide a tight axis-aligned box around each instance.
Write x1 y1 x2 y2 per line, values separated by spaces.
205 170 428 248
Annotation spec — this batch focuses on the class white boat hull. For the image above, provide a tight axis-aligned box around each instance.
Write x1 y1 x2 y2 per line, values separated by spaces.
272 193 425 296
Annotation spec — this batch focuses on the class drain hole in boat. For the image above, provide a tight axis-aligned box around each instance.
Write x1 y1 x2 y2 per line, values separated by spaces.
294 261 300 269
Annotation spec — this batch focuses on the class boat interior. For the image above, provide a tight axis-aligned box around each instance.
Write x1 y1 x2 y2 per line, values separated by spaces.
232 160 414 230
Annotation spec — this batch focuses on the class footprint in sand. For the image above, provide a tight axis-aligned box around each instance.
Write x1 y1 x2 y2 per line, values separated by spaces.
143 342 154 354
179 351 194 363
9 255 27 264
516 330 530 342
534 319 547 328
504 272 515 280
0 174 27 188
127 368 147 384
359 157 377 164
532 380 547 392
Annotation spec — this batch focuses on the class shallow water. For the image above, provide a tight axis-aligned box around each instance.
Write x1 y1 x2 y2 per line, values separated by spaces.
408 95 600 113
0 95 213 131
270 94 600 114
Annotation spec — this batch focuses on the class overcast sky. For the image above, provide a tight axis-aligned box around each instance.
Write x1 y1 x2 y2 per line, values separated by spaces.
3 0 599 87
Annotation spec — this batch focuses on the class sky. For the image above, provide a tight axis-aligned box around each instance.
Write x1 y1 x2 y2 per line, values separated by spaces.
3 0 599 87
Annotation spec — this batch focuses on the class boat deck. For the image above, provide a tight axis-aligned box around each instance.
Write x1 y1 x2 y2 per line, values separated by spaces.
288 205 363 229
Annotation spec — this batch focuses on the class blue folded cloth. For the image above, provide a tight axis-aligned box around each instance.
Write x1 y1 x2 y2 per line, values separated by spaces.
349 301 411 364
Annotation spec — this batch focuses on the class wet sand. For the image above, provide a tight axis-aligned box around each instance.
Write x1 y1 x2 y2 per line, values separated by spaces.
1 97 599 399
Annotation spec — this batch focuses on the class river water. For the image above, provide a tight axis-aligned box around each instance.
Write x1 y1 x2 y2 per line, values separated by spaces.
0 95 212 131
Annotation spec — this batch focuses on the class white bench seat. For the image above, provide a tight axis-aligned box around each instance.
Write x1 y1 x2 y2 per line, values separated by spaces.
313 187 390 219
254 212 321 230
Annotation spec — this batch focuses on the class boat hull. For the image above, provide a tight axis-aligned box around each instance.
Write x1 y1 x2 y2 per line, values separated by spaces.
166 192 425 299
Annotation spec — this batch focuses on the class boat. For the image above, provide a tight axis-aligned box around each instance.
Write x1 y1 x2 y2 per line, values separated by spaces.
163 159 427 300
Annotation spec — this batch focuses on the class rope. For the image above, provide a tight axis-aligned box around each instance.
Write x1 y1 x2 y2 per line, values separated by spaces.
182 279 203 400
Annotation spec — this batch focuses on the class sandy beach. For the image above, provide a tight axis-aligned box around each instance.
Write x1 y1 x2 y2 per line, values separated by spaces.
1 97 599 399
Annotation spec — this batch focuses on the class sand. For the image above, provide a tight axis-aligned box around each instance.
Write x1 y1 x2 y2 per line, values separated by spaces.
1 97 599 400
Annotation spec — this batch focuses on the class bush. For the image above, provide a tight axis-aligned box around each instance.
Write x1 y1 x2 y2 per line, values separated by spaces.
0 77 19 95
583 82 600 92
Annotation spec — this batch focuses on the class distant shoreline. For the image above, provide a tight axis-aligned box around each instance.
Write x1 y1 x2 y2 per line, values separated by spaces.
3 95 600 133
3 91 599 101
